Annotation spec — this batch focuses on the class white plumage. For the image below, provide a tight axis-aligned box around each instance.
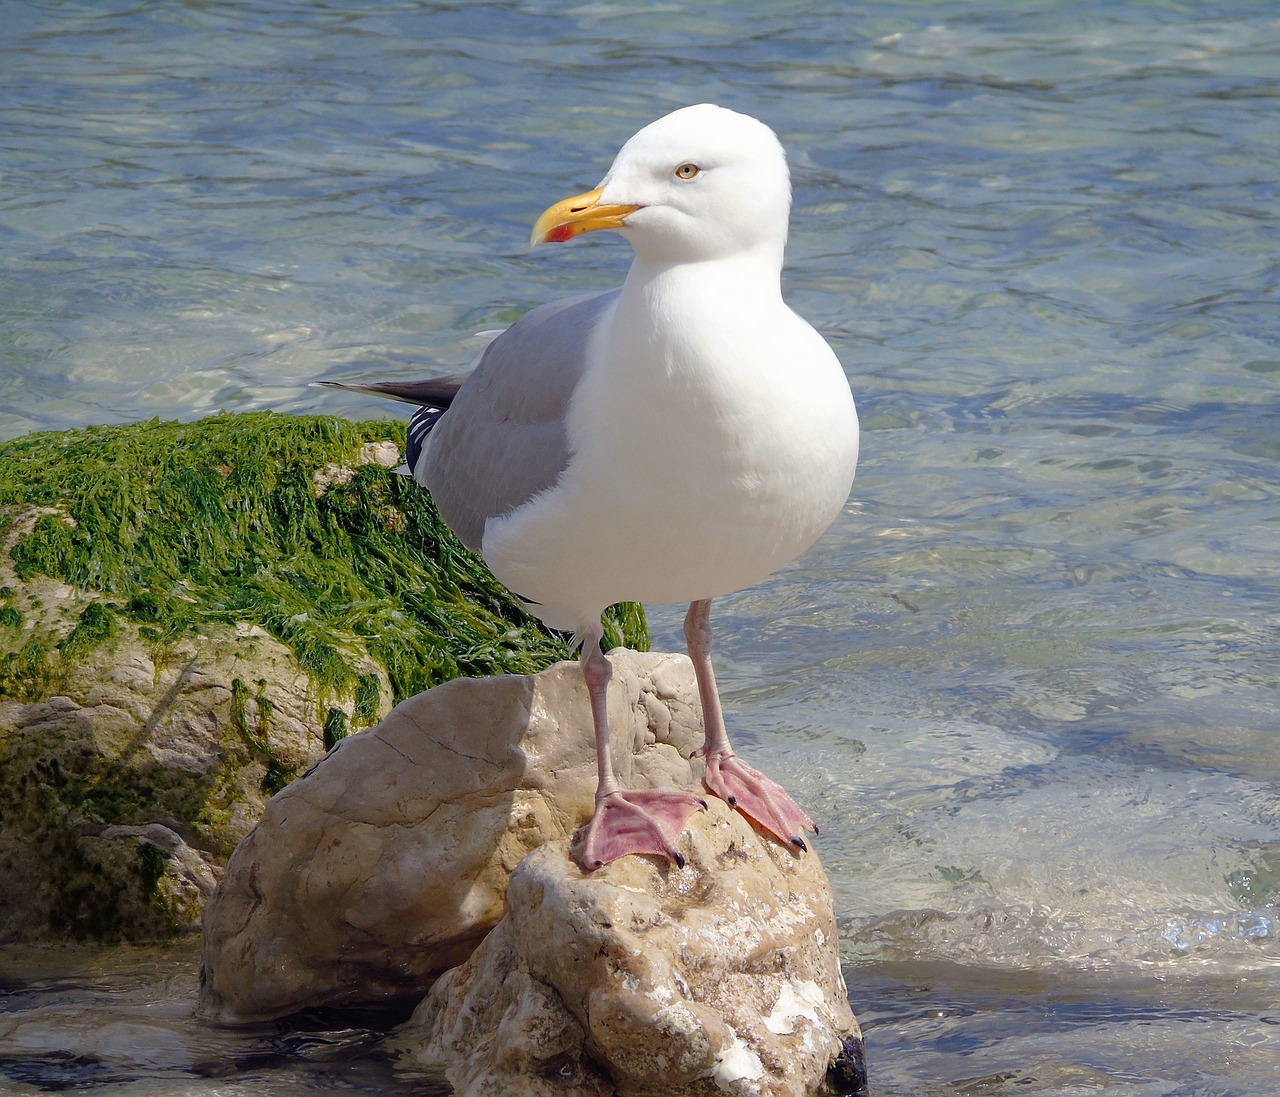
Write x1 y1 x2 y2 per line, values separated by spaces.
324 104 858 870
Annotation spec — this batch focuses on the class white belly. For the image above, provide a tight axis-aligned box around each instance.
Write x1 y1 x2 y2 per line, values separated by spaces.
481 275 859 633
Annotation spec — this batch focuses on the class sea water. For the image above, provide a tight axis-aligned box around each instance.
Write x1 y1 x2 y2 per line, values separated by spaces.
2 2 1278 1094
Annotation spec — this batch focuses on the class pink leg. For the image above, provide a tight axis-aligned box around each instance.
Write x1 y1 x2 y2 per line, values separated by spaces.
573 629 706 871
686 599 817 851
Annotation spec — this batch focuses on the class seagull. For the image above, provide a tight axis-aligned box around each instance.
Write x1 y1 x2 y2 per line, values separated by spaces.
319 104 859 871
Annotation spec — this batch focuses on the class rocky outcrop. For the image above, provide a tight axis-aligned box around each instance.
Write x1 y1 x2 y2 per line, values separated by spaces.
198 650 704 1023
394 801 865 1097
0 413 646 945
0 607 351 943
199 647 866 1094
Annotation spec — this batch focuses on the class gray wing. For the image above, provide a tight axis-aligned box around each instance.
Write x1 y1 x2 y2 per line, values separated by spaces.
418 288 620 551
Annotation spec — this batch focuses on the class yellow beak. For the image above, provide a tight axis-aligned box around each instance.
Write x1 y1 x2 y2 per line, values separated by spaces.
530 186 642 246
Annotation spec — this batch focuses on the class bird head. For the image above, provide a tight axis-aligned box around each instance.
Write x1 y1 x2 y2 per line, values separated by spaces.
531 104 792 267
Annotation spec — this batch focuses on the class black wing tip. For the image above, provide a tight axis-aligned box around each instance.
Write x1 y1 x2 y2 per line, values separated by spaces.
310 377 464 408
405 404 447 475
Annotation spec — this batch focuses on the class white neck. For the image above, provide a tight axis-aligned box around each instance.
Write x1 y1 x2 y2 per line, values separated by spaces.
620 251 785 319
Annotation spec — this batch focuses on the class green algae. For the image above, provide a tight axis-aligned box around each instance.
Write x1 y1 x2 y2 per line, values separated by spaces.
59 602 116 661
353 672 380 723
0 411 648 707
0 412 650 943
230 677 294 794
1 632 56 702
322 706 348 750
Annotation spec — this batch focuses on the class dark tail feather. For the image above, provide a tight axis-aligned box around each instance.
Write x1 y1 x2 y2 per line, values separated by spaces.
312 376 466 410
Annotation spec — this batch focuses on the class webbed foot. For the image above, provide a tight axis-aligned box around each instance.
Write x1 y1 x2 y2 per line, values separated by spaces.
573 788 707 871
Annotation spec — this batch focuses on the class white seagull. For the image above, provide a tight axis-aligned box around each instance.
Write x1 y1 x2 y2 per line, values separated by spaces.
321 104 859 871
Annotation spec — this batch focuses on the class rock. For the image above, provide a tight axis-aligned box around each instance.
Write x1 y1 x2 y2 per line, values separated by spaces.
0 619 345 943
394 800 864 1097
0 413 648 945
198 649 703 1023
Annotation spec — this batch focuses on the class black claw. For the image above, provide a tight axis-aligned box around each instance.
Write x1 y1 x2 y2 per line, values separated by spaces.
813 824 820 836
726 794 737 806
672 850 686 869
697 798 709 809
792 836 808 853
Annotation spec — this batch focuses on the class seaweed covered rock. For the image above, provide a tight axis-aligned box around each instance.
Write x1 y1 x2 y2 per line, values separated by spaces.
198 649 701 1023
0 413 646 944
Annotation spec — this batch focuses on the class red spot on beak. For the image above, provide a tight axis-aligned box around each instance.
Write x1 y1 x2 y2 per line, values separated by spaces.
545 224 575 244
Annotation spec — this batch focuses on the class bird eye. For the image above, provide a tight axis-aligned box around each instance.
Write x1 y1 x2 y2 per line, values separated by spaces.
674 162 700 180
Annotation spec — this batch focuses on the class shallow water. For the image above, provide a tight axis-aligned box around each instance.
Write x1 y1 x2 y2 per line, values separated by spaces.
2 1 1279 1093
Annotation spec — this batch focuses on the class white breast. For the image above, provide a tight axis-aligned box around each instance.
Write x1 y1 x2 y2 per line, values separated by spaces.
480 261 859 633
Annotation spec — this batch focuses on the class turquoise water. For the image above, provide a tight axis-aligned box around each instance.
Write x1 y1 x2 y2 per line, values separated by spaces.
2 1 1279 1094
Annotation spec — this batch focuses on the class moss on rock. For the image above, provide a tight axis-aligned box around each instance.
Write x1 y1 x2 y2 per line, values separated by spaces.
0 412 645 702
0 411 647 944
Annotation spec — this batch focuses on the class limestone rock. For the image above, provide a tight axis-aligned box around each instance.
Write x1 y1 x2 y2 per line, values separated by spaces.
198 649 703 1023
0 609 356 944
395 800 865 1097
1 414 650 946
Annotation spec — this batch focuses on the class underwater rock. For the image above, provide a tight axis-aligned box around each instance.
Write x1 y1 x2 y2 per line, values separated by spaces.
198 649 702 1024
394 800 864 1097
0 413 645 944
